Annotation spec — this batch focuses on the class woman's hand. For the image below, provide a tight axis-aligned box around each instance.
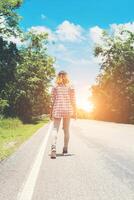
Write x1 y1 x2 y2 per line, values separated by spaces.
49 112 53 121
72 112 77 120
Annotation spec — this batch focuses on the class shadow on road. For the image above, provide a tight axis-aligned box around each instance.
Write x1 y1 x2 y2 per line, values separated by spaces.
48 153 75 157
56 153 75 157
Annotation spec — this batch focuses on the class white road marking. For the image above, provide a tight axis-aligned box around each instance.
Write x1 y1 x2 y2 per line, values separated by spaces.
17 122 53 200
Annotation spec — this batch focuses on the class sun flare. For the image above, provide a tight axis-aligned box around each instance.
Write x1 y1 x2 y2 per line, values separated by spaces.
77 99 94 112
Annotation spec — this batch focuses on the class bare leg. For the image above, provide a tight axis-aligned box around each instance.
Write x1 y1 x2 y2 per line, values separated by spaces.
51 118 61 150
63 117 70 149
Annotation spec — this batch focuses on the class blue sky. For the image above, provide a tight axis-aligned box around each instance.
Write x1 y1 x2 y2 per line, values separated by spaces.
20 0 134 29
18 0 134 110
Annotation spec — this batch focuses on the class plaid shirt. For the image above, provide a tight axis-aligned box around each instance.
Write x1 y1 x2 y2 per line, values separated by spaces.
51 84 76 118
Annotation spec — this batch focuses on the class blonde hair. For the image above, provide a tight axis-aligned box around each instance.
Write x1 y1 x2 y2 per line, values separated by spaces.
56 71 70 86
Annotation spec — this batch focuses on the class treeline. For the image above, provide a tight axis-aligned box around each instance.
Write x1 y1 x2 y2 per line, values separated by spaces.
76 108 91 119
0 0 55 122
91 29 134 124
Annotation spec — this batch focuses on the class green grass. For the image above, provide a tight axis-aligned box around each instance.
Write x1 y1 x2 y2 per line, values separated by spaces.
0 117 49 161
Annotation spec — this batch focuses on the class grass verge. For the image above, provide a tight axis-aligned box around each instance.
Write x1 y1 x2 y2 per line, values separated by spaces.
0 117 49 161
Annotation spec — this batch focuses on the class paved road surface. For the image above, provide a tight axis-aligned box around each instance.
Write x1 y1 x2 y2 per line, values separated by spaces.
0 119 134 200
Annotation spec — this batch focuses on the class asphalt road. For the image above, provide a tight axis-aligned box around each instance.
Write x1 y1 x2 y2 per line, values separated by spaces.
0 119 134 200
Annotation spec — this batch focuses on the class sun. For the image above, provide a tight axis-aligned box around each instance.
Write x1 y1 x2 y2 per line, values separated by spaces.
76 86 94 112
77 99 94 112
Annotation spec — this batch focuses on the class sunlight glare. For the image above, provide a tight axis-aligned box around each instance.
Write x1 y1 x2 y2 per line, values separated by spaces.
77 99 94 112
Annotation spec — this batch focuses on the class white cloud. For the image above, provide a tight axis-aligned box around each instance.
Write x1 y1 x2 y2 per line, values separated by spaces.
111 22 134 33
41 14 47 20
26 21 102 107
89 22 134 46
0 16 6 31
110 22 134 41
27 21 86 43
56 20 84 42
29 26 49 34
89 26 103 44
28 26 55 41
4 20 134 107
0 16 5 25
7 36 22 45
55 44 67 52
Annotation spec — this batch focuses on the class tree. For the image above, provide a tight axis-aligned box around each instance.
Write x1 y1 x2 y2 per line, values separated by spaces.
0 0 56 122
14 30 55 122
0 0 22 37
0 0 22 116
76 108 91 119
0 37 21 116
91 29 134 123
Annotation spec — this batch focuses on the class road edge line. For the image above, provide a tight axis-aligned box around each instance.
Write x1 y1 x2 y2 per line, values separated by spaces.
17 122 53 200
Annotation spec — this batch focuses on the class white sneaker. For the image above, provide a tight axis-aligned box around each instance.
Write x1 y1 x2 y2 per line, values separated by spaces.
51 145 56 159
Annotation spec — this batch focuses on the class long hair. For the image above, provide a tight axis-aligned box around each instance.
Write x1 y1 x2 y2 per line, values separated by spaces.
56 71 70 86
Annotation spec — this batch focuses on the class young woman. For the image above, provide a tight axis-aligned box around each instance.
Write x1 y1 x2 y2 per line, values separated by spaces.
50 70 77 159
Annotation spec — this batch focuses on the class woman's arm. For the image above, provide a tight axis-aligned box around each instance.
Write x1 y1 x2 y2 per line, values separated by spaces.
50 87 56 120
70 86 77 119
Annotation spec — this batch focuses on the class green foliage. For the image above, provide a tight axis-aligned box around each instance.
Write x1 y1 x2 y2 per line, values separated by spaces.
0 37 21 117
0 0 56 122
91 29 134 123
76 108 91 119
0 117 49 160
0 0 22 117
15 30 55 122
0 37 20 88
0 0 23 36
0 98 9 114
